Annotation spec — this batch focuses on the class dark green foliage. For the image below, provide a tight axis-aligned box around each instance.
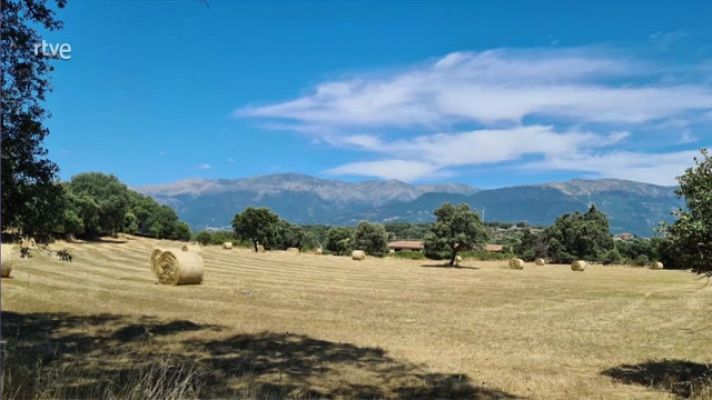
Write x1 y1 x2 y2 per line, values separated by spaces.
353 221 389 257
1 0 65 237
325 227 354 256
65 174 131 236
513 229 547 261
666 149 712 272
543 205 614 263
614 238 658 262
232 207 280 251
273 220 308 250
56 173 190 241
602 248 623 265
633 254 650 267
193 230 239 246
424 203 489 266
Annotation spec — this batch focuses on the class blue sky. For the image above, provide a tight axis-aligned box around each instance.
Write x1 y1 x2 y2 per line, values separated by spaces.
42 1 712 188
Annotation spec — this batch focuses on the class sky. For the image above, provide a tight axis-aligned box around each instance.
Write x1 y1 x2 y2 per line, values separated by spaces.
42 0 712 188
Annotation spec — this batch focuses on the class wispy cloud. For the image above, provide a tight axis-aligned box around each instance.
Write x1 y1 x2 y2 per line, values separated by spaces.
649 31 688 51
236 48 712 183
198 163 212 170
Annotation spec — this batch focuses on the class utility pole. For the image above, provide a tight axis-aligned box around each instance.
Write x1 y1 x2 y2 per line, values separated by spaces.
482 207 486 223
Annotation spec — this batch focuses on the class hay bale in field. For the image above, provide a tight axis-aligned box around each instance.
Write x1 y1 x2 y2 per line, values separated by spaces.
535 258 546 266
314 248 323 255
256 244 265 253
651 261 664 270
154 249 204 285
571 260 588 271
149 248 167 275
454 255 463 266
508 258 525 270
352 250 366 261
222 241 233 250
181 244 202 252
286 247 299 253
1 244 14 278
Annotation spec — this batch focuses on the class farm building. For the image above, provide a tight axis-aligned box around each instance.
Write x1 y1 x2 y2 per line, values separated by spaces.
484 244 504 252
387 240 424 252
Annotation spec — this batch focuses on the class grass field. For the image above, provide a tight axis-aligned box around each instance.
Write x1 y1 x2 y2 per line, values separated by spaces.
3 236 712 399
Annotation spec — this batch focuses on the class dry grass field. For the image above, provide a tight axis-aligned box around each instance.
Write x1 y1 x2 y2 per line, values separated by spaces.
3 235 712 399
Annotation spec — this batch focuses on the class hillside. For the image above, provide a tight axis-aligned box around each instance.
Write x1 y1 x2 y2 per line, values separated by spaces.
137 174 681 236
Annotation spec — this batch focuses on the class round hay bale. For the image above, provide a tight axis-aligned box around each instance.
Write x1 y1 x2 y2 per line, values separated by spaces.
314 248 323 255
454 255 463 266
535 258 546 266
1 244 14 278
149 248 167 275
154 249 204 285
222 241 233 250
286 247 299 253
181 244 202 252
352 250 366 261
651 261 664 270
256 244 265 253
508 258 525 270
571 260 588 271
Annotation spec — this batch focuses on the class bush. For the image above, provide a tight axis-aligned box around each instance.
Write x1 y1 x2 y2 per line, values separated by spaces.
603 249 623 265
353 221 389 257
633 254 650 267
389 250 425 260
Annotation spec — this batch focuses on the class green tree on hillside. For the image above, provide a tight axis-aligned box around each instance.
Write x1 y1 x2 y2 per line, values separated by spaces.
667 149 712 273
2 0 66 237
232 207 280 251
353 221 389 257
325 227 353 255
274 220 307 250
424 203 488 266
543 205 614 263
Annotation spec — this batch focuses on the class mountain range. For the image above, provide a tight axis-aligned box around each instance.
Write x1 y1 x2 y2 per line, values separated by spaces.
137 173 682 236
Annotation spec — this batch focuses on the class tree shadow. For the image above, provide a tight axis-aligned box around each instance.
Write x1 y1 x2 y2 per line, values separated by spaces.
4 311 519 399
602 359 712 398
421 263 480 270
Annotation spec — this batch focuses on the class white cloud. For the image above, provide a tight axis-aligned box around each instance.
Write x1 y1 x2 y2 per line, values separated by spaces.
649 31 687 50
198 163 212 170
326 160 441 181
324 126 629 181
522 150 699 185
236 47 711 183
237 49 712 128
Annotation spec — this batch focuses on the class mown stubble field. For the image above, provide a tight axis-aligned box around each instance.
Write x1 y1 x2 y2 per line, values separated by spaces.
2 235 712 399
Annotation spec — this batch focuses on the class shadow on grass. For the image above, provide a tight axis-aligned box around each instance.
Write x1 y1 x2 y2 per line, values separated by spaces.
421 263 480 270
4 311 519 399
602 359 712 398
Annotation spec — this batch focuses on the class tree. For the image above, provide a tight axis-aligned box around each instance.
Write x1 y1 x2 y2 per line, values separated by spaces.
514 229 546 261
232 207 280 251
325 227 353 255
543 205 614 263
65 173 131 236
424 203 488 266
2 0 66 236
273 220 307 250
353 221 388 257
667 149 712 272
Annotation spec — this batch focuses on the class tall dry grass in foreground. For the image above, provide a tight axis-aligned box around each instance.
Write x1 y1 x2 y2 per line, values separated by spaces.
2 236 712 399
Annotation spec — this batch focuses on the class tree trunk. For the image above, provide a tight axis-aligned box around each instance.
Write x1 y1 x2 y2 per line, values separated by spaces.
449 251 457 267
253 240 258 252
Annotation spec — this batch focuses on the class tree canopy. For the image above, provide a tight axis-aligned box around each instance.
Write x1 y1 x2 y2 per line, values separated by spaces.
353 221 389 257
232 207 280 251
667 149 712 273
424 203 488 266
2 0 65 236
543 205 614 263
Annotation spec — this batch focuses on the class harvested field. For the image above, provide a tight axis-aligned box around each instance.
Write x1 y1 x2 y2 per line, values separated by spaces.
2 236 712 399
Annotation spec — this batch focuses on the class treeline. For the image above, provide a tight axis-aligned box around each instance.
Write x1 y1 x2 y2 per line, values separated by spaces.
10 173 191 241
